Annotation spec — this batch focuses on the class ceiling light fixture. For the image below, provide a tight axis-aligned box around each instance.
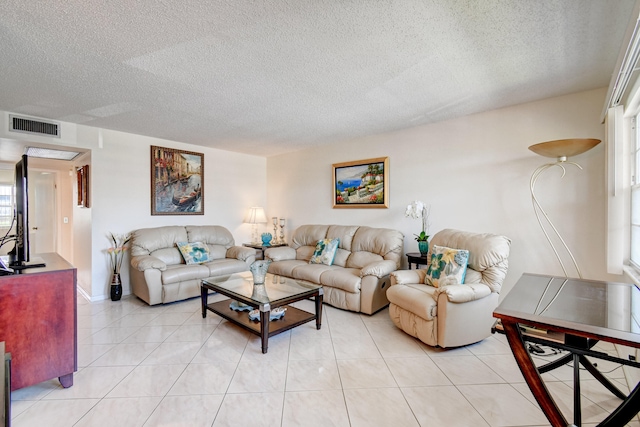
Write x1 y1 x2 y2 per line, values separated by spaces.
24 146 81 161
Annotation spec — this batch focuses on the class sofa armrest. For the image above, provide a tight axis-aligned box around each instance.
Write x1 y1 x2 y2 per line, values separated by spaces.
131 255 167 272
226 246 256 262
390 269 426 285
360 260 398 278
264 246 297 261
433 283 492 303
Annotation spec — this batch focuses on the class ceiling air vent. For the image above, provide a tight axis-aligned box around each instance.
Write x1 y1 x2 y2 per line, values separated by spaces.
9 115 60 138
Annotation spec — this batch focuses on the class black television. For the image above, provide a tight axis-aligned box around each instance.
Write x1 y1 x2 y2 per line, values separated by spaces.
7 154 45 271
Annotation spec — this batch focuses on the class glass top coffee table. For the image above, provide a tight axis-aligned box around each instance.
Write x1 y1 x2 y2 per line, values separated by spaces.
201 271 323 354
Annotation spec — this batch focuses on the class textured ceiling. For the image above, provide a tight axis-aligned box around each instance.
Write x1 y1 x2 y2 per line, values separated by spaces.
0 0 636 157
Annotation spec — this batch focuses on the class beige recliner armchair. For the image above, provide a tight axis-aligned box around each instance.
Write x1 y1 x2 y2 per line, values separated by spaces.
387 228 511 348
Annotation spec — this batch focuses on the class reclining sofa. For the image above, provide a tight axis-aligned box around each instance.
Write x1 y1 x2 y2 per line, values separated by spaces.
129 225 255 305
264 224 404 314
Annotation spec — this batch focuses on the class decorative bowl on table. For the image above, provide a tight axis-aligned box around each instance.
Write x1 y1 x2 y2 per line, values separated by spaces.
229 300 252 312
248 307 287 322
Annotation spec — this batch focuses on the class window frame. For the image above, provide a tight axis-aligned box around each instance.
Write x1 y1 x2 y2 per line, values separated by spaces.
0 182 13 229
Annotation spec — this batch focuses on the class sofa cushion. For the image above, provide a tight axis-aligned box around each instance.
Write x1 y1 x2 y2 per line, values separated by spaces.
205 258 251 276
265 246 297 262
319 268 362 293
309 238 340 265
292 264 337 283
351 226 404 267
151 247 183 266
463 268 482 284
268 259 308 277
177 241 211 264
206 244 228 260
295 246 316 262
291 225 330 249
425 245 469 288
162 263 210 285
186 225 236 247
347 251 383 269
326 225 359 251
332 248 350 267
387 283 438 320
131 226 188 256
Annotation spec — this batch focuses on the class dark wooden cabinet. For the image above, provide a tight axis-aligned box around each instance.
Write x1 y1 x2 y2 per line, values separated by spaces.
0 253 77 391
1 342 8 427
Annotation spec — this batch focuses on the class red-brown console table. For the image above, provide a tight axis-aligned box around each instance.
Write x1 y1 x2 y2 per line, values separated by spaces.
0 253 77 390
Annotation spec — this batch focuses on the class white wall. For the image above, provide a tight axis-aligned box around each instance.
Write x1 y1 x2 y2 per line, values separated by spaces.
0 87 622 300
267 87 623 297
85 128 267 299
0 113 267 300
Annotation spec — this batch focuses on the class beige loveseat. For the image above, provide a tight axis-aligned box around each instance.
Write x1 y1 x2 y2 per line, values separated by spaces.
129 225 255 305
265 224 404 314
387 228 511 348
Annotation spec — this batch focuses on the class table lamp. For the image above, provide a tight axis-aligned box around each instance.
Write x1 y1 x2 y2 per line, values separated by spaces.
244 207 267 244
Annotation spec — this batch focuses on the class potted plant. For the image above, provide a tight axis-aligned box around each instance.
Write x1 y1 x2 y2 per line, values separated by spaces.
107 232 131 301
405 200 431 256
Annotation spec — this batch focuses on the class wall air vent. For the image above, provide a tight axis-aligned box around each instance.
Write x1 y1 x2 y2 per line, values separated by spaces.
9 115 60 138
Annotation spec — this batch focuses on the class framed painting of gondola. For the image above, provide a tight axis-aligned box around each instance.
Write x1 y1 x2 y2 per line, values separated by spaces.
151 145 204 215
333 157 389 208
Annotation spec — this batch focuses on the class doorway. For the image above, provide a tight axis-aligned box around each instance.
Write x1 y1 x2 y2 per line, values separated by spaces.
28 171 57 255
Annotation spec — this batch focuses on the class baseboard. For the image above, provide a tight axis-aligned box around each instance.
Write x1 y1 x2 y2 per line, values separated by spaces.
76 286 110 303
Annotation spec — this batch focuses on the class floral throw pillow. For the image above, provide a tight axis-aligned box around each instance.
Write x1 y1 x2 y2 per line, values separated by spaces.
309 238 340 266
176 241 210 264
425 245 469 288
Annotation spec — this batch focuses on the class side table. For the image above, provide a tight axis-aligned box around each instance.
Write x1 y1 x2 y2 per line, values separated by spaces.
243 242 288 260
406 252 429 269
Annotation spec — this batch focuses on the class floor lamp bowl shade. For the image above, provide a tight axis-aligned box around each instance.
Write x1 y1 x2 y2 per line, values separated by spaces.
528 138 601 159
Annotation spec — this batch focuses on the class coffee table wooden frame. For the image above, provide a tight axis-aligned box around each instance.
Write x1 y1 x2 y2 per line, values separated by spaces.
201 275 323 354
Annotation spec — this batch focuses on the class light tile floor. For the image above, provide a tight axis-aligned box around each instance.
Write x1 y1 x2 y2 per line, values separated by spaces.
9 293 640 426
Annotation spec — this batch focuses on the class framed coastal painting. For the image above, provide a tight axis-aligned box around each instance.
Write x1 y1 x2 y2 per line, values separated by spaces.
151 146 204 215
333 157 389 208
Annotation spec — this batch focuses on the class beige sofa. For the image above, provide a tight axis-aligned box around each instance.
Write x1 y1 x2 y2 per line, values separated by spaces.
265 224 404 314
129 225 256 305
387 228 511 348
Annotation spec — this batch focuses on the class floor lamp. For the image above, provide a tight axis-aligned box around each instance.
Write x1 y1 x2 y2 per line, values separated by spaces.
529 138 601 279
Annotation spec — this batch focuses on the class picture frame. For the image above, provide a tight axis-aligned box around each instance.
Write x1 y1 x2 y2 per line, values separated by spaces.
76 165 89 208
151 145 204 215
333 157 389 208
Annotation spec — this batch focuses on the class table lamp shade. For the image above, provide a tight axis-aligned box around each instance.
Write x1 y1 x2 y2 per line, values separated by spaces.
244 207 267 224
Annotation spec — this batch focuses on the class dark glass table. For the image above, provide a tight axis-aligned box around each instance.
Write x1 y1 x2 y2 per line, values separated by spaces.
493 273 640 427
201 271 323 354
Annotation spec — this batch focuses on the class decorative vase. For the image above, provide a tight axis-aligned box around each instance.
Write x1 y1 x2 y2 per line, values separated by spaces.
261 232 272 246
110 273 122 301
418 240 429 256
251 283 269 302
249 260 271 285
